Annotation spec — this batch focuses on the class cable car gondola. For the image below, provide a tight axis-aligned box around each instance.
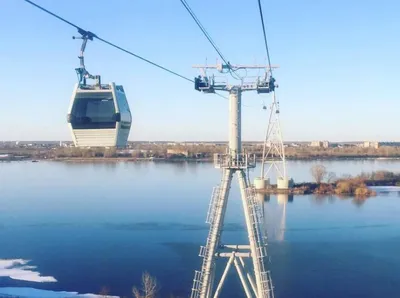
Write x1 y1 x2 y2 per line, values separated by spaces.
66 30 131 148
67 83 131 148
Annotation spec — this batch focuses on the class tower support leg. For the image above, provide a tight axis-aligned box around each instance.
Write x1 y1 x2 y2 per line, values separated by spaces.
237 169 270 297
191 85 274 298
234 257 253 298
197 169 233 298
239 256 257 295
213 254 234 298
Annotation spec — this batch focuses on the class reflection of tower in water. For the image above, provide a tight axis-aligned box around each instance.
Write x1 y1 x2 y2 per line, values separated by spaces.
258 194 291 242
275 195 288 241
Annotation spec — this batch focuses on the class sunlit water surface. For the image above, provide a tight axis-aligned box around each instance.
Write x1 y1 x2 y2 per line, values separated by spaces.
0 160 399 297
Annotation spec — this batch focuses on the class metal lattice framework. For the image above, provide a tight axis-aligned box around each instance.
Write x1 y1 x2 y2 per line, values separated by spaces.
260 92 287 181
190 64 276 298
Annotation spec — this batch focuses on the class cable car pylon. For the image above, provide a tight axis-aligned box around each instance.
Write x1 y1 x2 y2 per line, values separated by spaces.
191 64 277 298
255 90 293 191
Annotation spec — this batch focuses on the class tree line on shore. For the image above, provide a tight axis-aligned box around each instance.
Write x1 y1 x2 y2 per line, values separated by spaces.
16 144 400 160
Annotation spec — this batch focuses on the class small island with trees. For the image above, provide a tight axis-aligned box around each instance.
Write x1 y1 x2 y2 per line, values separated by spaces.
258 166 400 198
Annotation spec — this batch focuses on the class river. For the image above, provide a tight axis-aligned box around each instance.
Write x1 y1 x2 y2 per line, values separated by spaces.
0 160 399 297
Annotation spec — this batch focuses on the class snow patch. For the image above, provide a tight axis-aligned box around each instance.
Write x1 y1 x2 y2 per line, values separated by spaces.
0 259 57 283
0 287 119 298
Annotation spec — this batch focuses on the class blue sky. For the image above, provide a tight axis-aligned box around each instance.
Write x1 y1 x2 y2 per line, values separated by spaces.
0 0 399 142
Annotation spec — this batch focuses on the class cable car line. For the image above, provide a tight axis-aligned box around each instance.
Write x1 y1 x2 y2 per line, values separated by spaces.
24 0 82 32
23 0 193 83
178 0 243 81
257 0 273 74
214 92 228 99
94 36 193 83
179 0 230 68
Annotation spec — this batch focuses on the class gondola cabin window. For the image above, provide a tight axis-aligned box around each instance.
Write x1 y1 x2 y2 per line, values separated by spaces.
71 96 116 129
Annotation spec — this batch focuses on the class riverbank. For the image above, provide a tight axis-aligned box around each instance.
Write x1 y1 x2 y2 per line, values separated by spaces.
51 155 400 162
4 145 400 162
50 157 212 163
4 155 400 163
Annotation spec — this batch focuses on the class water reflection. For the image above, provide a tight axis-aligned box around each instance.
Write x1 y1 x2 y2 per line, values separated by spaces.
310 194 371 208
129 161 150 169
61 161 119 171
103 162 118 171
152 161 188 175
311 195 336 205
352 198 367 207
256 193 269 202
187 162 199 175
172 161 187 175
262 194 291 242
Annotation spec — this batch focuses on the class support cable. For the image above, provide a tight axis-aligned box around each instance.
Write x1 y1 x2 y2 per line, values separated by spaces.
179 0 229 67
257 0 273 75
179 0 242 80
24 0 193 83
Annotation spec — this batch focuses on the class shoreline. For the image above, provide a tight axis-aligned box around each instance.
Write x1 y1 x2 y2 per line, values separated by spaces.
4 155 400 163
255 177 400 197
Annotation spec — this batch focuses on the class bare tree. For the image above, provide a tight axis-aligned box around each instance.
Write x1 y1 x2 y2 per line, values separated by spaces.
133 272 158 298
310 164 327 183
327 171 337 183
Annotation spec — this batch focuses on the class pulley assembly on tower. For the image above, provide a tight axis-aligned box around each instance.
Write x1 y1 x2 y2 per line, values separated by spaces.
194 62 277 95
194 64 277 95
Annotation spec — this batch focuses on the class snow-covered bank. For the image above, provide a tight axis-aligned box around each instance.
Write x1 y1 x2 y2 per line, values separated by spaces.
0 260 119 297
0 287 119 298
0 260 56 283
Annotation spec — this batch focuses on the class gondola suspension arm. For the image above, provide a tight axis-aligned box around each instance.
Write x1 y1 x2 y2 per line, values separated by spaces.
72 28 100 86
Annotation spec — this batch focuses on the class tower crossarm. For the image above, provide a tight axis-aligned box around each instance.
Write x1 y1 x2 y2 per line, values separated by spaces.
192 64 279 71
193 63 278 94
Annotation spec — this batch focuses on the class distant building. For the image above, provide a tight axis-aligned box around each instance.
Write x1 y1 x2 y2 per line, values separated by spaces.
310 141 329 148
322 141 330 148
310 141 321 147
363 141 380 149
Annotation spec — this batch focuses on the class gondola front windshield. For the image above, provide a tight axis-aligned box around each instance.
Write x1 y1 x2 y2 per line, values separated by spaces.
70 97 117 129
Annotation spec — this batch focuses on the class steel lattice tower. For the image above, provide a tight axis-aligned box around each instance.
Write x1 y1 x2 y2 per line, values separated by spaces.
190 64 276 298
259 91 289 187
